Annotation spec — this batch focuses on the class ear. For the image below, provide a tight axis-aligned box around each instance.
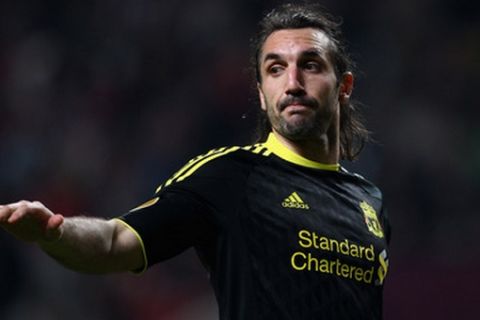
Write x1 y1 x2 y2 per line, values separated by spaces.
257 82 267 111
338 72 354 105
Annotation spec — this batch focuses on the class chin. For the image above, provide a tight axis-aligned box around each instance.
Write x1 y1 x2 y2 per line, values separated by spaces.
280 126 317 141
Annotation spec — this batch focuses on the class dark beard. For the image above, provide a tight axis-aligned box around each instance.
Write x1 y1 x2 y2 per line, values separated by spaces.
273 95 326 140
263 93 335 142
276 111 324 141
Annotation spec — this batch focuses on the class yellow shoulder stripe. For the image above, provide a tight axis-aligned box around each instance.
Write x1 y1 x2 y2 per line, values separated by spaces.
155 142 275 192
156 146 246 192
176 146 241 182
156 147 228 193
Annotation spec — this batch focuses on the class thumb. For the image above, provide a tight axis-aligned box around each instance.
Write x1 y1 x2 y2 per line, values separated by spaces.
45 214 65 241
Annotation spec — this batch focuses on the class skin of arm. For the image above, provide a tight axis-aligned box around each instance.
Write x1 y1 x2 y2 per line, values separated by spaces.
0 201 144 274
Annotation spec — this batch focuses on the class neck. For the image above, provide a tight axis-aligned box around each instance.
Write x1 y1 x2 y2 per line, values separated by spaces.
272 129 340 164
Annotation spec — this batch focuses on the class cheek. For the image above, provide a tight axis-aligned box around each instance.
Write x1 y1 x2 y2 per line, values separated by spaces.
309 79 337 101
261 85 280 109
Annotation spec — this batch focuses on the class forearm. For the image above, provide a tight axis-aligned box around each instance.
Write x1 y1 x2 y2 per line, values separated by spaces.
0 201 145 274
39 217 136 274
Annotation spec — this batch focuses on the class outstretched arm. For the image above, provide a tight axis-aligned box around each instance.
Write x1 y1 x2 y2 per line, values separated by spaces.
0 201 144 274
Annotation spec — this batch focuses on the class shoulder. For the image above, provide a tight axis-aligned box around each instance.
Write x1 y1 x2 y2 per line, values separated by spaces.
156 142 271 193
339 167 383 200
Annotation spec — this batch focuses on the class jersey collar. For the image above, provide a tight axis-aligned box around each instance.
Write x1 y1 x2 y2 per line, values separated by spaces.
264 132 340 171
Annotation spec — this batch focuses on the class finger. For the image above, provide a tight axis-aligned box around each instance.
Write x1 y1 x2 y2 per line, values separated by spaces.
0 206 13 222
7 205 30 224
0 201 29 222
31 201 46 210
5 200 31 210
31 201 54 216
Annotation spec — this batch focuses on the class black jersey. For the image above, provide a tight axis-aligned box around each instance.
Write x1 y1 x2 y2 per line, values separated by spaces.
119 133 391 320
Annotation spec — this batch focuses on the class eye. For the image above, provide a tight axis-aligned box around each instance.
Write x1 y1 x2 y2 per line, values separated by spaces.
303 61 321 72
267 64 285 76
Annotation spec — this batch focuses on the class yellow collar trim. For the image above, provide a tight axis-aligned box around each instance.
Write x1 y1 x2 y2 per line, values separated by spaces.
264 133 340 171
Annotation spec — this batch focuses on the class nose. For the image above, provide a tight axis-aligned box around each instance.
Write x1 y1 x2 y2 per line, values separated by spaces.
285 66 305 95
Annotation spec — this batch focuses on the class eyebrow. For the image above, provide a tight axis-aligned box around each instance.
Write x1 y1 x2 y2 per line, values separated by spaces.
262 48 325 64
263 53 281 63
301 48 324 58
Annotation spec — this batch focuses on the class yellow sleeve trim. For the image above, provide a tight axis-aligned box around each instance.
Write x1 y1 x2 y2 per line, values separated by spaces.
264 132 340 171
129 197 159 213
112 218 148 274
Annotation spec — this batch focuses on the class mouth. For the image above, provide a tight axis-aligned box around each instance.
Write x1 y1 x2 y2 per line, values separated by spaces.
283 104 311 114
279 97 317 112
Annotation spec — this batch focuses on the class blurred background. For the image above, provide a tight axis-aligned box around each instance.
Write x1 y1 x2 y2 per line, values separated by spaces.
0 0 479 319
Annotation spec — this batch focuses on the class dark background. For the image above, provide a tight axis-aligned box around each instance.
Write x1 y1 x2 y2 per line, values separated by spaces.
1 0 479 319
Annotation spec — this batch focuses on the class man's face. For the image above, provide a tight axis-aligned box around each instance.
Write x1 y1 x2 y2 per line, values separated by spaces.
258 28 348 141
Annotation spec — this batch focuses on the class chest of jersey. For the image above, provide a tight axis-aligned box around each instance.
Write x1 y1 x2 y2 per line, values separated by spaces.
241 159 388 289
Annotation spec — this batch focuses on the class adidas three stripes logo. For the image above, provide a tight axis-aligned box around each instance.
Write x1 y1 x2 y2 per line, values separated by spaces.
282 192 310 210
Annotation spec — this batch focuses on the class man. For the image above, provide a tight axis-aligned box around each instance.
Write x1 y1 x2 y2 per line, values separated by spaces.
0 3 390 319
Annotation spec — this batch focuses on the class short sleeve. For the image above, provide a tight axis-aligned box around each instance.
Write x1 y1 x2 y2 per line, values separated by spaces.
117 147 252 271
118 190 216 269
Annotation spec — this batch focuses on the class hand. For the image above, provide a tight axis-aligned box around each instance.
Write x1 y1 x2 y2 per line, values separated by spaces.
0 201 64 243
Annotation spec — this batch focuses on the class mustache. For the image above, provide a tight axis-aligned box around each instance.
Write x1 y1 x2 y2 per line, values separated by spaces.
278 96 318 111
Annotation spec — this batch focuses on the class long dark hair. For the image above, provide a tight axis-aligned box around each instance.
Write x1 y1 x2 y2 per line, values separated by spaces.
250 3 369 161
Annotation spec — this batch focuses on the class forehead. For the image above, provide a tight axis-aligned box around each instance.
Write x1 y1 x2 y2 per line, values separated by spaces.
261 28 333 59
